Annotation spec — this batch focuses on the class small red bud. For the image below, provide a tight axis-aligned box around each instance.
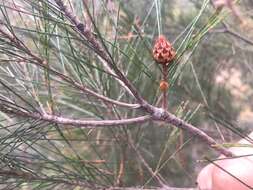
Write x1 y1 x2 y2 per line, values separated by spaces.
159 80 169 91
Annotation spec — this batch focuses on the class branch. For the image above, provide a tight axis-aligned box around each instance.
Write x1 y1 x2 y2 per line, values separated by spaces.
152 109 233 157
127 132 167 187
99 57 136 98
40 114 151 127
225 27 253 46
75 84 141 109
0 105 151 128
211 24 253 46
3 101 232 157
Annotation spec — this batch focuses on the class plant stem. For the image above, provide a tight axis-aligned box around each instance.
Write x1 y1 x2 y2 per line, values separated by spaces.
162 64 168 110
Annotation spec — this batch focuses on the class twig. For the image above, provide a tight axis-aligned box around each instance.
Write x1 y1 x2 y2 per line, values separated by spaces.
162 64 168 110
211 24 253 46
224 26 253 46
0 105 151 128
99 57 135 97
152 110 233 157
127 131 167 187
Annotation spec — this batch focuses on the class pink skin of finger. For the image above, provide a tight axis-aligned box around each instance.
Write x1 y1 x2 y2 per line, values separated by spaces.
197 133 253 190
197 164 213 190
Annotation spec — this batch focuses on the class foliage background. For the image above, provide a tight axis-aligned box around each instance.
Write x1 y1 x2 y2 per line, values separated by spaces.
0 0 253 189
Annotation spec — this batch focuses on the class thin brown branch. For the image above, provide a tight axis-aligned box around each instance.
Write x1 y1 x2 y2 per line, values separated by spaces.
41 114 151 128
127 131 167 187
211 24 253 46
99 57 136 97
225 28 253 46
162 64 168 110
152 110 233 157
79 86 141 109
116 149 126 186
0 105 151 128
